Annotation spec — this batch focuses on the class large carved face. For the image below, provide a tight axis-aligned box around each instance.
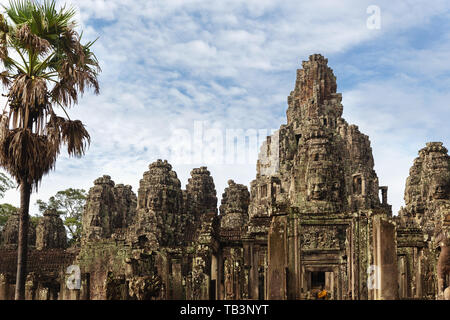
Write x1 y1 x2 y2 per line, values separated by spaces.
147 189 164 210
308 174 327 200
433 184 447 200
430 177 449 200
308 143 328 164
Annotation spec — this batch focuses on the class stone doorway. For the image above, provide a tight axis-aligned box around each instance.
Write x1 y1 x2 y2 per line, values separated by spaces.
311 271 325 290
258 268 265 300
304 268 336 299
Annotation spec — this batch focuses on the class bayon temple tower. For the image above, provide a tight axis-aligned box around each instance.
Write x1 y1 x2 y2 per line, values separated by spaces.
0 54 449 300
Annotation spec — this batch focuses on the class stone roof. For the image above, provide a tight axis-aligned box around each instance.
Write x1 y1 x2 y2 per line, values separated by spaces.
0 248 78 275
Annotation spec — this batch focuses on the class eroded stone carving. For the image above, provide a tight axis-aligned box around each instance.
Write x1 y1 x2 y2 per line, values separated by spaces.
400 143 450 232
398 142 450 299
128 275 162 300
82 175 116 240
36 208 67 250
134 160 184 247
113 184 137 229
300 226 341 250
186 166 217 223
220 180 250 229
1 210 36 248
82 175 137 242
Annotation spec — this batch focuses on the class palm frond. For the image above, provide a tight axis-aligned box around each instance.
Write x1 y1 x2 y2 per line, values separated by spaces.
16 23 50 54
59 119 90 157
8 74 50 129
0 112 10 142
49 32 100 105
3 0 35 26
0 127 57 189
0 14 9 62
0 71 11 87
51 78 77 106
0 0 99 188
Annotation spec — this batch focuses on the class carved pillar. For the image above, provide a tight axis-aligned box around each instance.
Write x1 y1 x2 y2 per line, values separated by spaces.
172 260 183 299
25 274 36 300
217 253 223 300
0 274 8 300
415 249 423 299
210 254 219 300
287 215 301 299
267 215 288 300
243 241 254 299
224 257 233 300
437 244 450 299
372 217 399 300
398 256 407 299
192 256 209 300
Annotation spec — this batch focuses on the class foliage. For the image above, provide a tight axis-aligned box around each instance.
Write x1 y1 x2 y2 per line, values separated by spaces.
0 0 100 189
36 187 86 243
0 171 15 232
0 202 17 231
0 171 15 198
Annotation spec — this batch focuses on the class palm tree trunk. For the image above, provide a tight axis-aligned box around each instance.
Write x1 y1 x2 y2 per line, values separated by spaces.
14 181 31 300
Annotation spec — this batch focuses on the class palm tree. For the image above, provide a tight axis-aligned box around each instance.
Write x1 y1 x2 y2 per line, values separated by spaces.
0 0 100 299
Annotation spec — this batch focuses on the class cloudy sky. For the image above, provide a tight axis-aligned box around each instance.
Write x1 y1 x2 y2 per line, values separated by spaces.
1 0 449 216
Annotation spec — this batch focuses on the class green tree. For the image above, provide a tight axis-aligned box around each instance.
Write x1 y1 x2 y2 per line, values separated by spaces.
36 188 86 244
0 0 100 299
0 171 15 198
0 202 18 230
0 172 16 232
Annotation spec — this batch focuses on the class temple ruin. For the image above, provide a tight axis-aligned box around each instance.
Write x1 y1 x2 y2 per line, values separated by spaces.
0 54 449 300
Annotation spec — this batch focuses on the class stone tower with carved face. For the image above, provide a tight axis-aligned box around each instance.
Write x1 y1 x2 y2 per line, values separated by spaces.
397 142 450 299
247 54 395 301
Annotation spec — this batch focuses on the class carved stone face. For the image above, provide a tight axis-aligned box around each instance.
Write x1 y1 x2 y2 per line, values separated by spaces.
148 192 162 210
432 183 447 200
430 177 449 200
308 144 328 164
332 182 341 202
308 175 327 200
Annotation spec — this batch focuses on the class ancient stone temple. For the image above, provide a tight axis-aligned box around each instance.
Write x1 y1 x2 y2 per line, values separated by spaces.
0 209 76 300
36 209 67 250
395 142 450 300
219 180 250 300
247 54 396 300
1 211 36 249
0 54 448 300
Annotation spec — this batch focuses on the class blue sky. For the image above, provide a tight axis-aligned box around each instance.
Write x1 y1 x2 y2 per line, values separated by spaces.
1 0 449 215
